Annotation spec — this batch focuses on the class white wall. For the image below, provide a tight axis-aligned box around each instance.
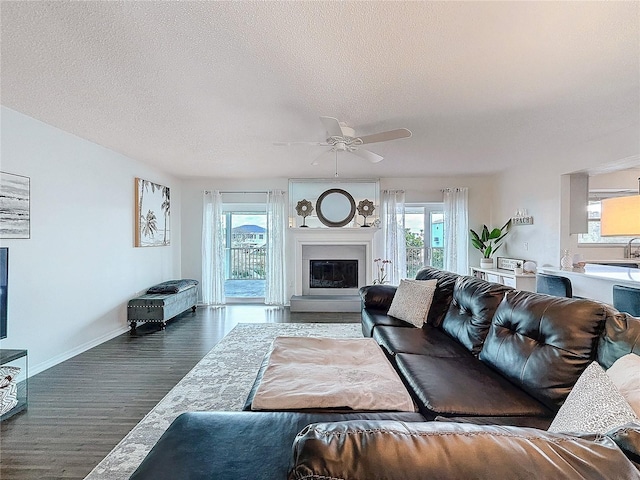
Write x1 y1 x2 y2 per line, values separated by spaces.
0 107 181 375
495 124 639 268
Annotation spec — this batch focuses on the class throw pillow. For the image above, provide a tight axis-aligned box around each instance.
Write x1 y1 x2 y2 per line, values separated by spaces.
0 366 20 415
607 353 640 417
548 361 638 434
387 279 438 328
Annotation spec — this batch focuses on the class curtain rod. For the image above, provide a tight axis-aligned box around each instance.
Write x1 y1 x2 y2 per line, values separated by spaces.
204 190 270 194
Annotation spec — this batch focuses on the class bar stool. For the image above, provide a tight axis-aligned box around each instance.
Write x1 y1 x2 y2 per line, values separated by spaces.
613 285 640 317
536 273 573 298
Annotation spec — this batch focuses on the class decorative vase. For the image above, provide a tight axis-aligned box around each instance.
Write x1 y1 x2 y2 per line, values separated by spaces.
560 249 572 270
480 258 494 269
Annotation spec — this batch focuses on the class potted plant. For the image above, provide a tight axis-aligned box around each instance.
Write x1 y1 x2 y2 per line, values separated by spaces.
470 220 511 269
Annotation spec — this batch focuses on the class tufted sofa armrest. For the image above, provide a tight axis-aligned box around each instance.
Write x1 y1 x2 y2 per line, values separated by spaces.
597 312 640 369
289 420 640 480
358 285 398 312
607 422 640 467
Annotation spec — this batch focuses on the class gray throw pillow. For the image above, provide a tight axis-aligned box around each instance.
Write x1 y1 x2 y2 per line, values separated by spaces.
548 361 638 434
387 279 438 328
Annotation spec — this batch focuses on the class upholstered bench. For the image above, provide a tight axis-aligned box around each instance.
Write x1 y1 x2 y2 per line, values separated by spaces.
127 280 198 331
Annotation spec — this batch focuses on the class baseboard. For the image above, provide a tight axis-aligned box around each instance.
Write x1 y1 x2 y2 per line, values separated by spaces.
29 325 130 378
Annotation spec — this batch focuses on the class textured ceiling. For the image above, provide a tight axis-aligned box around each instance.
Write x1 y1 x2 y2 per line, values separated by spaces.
1 1 639 179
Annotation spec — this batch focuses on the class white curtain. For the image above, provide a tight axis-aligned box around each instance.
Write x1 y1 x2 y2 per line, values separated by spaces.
202 190 226 305
265 189 287 306
382 190 407 285
443 187 469 275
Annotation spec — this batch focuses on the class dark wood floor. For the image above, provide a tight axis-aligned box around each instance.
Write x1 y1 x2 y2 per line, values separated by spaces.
0 305 360 480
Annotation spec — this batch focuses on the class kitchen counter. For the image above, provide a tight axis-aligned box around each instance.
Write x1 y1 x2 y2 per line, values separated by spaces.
538 264 639 304
584 259 640 268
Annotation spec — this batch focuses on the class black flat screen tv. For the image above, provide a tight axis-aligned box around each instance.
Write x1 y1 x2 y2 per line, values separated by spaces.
0 248 7 339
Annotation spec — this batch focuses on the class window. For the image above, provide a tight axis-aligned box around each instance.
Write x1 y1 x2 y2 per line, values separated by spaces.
404 204 444 277
223 209 267 299
578 197 636 245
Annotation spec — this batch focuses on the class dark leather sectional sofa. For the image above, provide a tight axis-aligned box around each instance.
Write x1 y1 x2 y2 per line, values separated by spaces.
131 266 640 480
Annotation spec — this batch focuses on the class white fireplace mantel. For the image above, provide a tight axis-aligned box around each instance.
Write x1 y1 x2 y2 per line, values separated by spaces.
289 227 380 297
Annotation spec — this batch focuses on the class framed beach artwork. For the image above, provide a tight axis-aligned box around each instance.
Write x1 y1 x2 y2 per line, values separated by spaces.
0 172 30 239
135 178 170 247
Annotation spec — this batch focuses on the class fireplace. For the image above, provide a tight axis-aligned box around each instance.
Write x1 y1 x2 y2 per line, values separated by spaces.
301 244 366 296
290 228 378 300
310 260 358 289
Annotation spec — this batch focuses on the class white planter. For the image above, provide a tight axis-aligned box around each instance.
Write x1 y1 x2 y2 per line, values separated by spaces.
480 258 494 269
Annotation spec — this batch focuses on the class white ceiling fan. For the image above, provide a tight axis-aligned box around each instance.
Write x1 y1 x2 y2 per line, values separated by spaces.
275 116 412 170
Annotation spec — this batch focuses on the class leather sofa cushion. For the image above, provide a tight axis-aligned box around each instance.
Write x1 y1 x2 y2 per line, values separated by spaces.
373 324 473 357
395 353 552 420
361 309 413 337
440 275 512 354
415 266 458 327
479 290 610 410
597 312 640 369
435 415 553 430
289 420 640 480
130 411 426 480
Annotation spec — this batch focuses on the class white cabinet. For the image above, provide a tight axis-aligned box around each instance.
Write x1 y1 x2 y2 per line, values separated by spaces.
469 267 536 292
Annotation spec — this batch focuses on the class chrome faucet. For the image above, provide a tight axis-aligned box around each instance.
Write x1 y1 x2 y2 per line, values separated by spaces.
626 237 640 258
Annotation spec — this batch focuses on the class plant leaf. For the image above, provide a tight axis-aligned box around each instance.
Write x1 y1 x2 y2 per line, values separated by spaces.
488 228 502 239
471 238 484 250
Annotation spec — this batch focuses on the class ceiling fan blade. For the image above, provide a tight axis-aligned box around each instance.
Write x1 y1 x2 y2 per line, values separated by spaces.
352 148 384 163
356 128 412 145
319 116 346 137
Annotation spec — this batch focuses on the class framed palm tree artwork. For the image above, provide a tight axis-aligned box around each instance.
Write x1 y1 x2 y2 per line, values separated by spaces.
135 177 170 247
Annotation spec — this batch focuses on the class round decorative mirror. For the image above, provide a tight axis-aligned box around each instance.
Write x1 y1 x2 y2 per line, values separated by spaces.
316 189 356 227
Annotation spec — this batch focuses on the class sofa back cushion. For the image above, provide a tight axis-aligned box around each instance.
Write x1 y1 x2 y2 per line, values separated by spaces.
597 312 640 369
479 290 610 410
440 276 512 355
414 266 459 327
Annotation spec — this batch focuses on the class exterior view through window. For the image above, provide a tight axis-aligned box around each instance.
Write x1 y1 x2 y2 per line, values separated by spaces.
224 212 266 299
405 204 444 278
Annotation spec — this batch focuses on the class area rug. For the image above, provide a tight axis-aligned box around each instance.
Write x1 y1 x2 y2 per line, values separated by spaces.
84 322 361 480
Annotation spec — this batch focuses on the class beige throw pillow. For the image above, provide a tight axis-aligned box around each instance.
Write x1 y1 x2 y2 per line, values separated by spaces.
387 279 438 328
606 353 640 417
548 361 638 434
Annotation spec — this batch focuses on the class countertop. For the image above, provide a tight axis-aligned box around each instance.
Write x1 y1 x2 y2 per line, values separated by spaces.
540 264 640 283
584 259 640 267
538 264 639 304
